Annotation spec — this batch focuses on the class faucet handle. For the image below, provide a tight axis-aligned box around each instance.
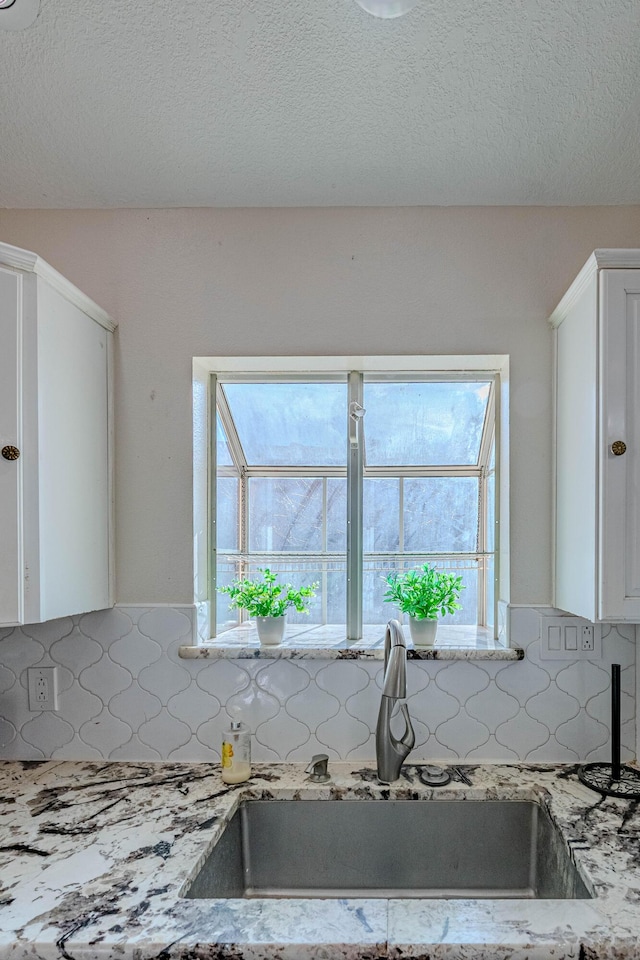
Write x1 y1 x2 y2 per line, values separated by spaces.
305 754 330 783
398 703 416 754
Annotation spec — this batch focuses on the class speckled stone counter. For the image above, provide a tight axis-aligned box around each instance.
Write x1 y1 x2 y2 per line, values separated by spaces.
0 760 637 959
179 622 522 660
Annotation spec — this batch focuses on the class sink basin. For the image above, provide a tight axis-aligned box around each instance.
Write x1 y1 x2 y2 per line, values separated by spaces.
184 799 591 900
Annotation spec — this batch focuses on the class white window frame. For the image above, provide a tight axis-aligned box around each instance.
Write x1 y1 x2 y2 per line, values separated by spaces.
193 355 510 645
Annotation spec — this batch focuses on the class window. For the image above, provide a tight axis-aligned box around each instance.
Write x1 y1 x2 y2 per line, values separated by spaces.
196 356 507 643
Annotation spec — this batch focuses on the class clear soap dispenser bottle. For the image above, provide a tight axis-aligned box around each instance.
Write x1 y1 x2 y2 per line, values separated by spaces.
221 719 251 784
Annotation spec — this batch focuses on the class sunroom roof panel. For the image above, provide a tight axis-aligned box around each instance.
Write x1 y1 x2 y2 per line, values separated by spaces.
363 381 491 467
222 382 348 467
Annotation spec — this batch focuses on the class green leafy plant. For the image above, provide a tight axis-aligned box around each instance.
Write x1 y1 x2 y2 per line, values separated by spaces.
218 568 318 618
383 563 464 621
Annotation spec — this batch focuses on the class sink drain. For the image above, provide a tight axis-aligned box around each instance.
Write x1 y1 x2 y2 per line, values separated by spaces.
418 765 451 787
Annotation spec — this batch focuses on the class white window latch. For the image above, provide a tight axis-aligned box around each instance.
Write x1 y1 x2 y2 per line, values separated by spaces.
349 401 365 446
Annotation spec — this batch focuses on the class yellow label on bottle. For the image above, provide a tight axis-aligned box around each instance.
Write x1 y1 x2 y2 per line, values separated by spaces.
221 741 234 768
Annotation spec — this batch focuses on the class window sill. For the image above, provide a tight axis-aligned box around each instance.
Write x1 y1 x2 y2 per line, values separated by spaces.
179 623 524 661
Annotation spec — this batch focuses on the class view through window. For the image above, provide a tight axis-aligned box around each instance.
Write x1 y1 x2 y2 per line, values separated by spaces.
213 371 497 640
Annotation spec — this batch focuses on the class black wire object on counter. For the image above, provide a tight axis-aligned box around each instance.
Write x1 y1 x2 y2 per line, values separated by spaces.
578 663 640 800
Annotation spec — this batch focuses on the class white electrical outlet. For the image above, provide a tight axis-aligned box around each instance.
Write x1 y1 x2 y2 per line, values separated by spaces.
27 667 58 711
581 625 595 652
539 616 602 660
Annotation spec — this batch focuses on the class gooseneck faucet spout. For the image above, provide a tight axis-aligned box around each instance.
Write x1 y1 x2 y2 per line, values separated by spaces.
376 619 415 784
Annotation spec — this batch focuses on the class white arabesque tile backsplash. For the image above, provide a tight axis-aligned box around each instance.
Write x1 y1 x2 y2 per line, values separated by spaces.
0 605 635 763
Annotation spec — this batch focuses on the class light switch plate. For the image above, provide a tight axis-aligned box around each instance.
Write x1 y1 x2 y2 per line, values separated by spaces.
539 616 602 660
27 667 58 711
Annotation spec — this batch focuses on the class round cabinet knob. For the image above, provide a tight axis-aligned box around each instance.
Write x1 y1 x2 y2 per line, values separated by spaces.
611 440 627 456
1 445 20 461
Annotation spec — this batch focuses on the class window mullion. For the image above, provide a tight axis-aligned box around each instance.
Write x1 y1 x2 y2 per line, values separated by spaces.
478 467 486 626
209 374 218 634
322 478 328 626
216 383 248 473
477 380 496 470
347 372 364 640
492 375 501 638
239 466 248 625
365 464 481 478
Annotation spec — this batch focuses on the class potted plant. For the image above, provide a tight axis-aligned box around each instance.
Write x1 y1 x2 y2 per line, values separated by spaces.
383 563 464 647
218 568 318 645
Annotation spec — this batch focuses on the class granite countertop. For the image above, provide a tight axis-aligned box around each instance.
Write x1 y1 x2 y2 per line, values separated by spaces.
0 759 638 960
179 623 523 661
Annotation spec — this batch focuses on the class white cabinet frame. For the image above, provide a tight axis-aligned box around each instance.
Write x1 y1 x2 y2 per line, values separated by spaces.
0 242 116 626
550 250 640 622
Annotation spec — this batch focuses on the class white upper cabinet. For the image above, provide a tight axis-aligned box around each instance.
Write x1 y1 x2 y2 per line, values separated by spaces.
0 242 116 627
550 250 640 622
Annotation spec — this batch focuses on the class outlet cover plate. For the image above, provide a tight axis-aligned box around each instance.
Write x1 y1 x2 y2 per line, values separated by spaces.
539 616 602 660
27 667 58 711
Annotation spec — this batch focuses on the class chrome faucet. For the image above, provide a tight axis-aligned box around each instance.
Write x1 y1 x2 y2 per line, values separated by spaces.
376 619 415 784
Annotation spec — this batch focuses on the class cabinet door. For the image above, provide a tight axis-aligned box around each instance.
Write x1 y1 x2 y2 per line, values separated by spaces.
600 270 640 619
35 279 111 621
0 268 23 625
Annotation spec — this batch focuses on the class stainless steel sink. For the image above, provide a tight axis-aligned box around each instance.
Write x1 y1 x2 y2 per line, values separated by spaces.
184 799 591 900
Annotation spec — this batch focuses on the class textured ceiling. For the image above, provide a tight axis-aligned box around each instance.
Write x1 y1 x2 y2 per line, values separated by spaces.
0 0 639 207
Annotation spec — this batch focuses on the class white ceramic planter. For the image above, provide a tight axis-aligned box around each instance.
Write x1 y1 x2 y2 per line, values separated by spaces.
408 617 437 648
255 615 286 645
